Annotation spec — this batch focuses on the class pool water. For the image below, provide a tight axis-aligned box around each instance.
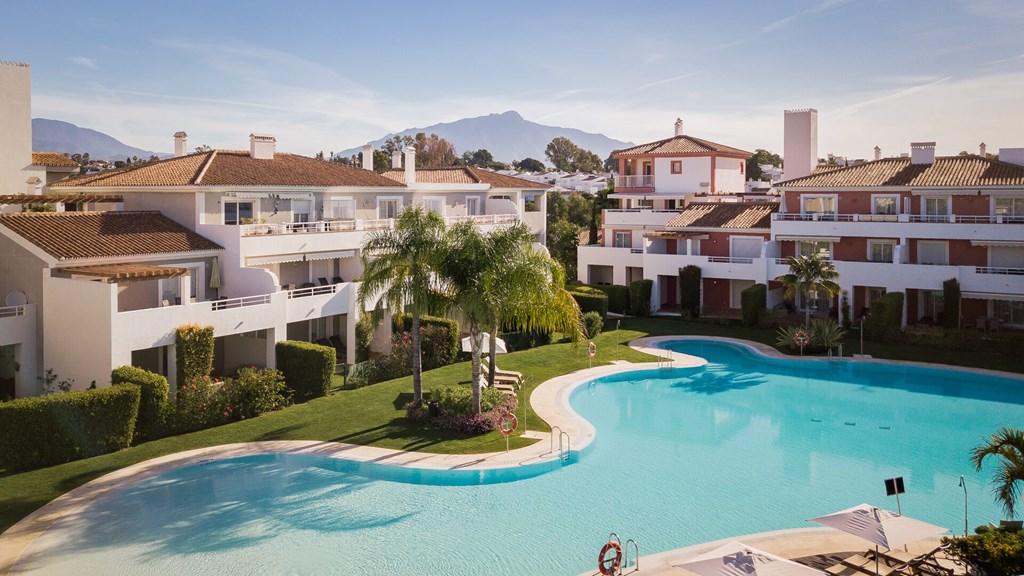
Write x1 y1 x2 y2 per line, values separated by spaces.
18 340 1024 575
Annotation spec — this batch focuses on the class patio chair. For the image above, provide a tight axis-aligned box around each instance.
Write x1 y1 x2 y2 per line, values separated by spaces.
318 277 330 287
481 357 523 383
825 554 896 576
301 282 315 289
479 375 516 397
332 275 344 284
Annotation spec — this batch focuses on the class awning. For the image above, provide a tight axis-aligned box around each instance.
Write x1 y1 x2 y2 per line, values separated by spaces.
775 235 841 242
609 193 691 200
642 231 709 240
962 291 1024 302
234 192 269 199
247 253 305 266
305 250 355 261
971 240 1024 247
60 264 188 283
276 193 315 200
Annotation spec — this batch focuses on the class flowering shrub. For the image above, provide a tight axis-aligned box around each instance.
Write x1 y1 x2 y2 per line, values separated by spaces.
174 375 226 432
222 367 290 419
409 385 518 436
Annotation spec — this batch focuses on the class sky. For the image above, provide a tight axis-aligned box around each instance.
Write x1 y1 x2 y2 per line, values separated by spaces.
3 0 1024 160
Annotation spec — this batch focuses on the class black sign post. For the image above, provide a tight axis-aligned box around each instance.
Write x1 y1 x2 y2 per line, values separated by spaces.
884 476 905 514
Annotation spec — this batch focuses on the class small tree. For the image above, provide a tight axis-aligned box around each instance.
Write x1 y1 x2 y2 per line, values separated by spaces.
679 265 702 318
175 324 214 389
839 290 851 330
943 278 961 329
972 427 1024 519
774 254 841 327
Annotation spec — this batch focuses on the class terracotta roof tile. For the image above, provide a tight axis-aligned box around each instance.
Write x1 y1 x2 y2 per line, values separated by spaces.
615 135 751 157
52 151 403 188
666 202 777 229
382 167 550 188
778 156 1024 188
31 152 78 167
0 211 222 261
467 167 552 189
0 194 123 205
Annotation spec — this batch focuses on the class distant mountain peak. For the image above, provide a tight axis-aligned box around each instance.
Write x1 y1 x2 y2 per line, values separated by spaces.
32 118 168 161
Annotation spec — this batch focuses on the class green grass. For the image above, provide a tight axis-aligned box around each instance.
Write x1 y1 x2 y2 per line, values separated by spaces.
0 316 1018 534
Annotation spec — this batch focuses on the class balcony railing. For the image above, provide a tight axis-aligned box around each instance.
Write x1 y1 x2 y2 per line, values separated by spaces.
0 305 25 319
286 284 339 299
773 213 1023 224
615 175 655 188
976 266 1024 275
604 208 682 214
210 294 272 311
708 256 754 264
240 214 519 237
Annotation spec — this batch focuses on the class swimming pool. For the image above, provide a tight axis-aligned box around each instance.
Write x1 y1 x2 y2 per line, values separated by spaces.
16 339 1024 575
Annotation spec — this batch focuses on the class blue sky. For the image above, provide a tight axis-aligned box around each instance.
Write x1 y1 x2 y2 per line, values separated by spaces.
3 0 1023 159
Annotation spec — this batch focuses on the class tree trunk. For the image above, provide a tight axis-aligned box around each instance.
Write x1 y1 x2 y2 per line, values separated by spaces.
487 327 498 388
411 312 422 402
470 323 483 414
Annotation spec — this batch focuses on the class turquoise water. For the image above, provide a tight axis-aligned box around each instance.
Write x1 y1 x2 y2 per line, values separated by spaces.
18 341 1024 575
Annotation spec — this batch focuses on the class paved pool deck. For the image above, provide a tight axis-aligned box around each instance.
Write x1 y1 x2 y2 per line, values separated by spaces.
2 335 1006 574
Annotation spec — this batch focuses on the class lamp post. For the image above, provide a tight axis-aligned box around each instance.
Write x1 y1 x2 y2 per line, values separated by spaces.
959 475 968 537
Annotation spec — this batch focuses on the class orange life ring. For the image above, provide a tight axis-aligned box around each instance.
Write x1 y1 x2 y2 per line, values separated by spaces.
499 412 517 436
588 341 597 358
598 541 622 575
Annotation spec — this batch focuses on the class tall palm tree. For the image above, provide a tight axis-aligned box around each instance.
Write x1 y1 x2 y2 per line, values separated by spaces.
440 221 583 414
357 206 446 403
774 253 841 327
971 426 1024 518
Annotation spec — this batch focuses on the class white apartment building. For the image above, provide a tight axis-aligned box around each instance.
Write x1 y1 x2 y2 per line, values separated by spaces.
0 133 548 398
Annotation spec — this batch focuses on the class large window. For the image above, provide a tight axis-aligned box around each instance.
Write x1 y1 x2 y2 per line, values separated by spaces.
613 231 632 248
923 197 949 222
917 241 948 265
292 199 311 223
995 197 1024 221
994 300 1024 327
466 196 480 216
378 198 400 219
421 197 444 215
921 290 944 322
329 197 355 220
872 195 898 215
224 201 254 225
802 195 836 215
798 241 831 258
868 240 894 263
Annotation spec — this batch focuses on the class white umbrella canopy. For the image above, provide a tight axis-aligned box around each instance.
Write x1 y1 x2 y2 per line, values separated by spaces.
676 541 825 576
460 332 507 354
807 503 948 550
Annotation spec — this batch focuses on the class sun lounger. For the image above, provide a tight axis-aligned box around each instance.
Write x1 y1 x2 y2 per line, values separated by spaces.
479 376 516 396
825 554 896 576
481 357 523 382
865 546 954 576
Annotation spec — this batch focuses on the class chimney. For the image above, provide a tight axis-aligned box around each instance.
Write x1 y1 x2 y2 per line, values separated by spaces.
674 117 684 137
392 150 402 169
979 142 987 156
783 108 818 180
174 131 188 157
910 142 936 165
249 133 276 160
873 146 881 161
362 143 374 170
25 176 42 196
404 146 416 185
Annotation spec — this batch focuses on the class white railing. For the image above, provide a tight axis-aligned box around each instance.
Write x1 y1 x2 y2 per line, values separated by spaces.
210 294 272 311
446 213 519 225
615 175 655 188
0 305 25 319
772 257 833 264
630 248 644 254
774 213 1024 224
286 284 338 299
976 266 1024 275
708 256 754 264
604 208 683 214
240 213 520 237
361 218 394 230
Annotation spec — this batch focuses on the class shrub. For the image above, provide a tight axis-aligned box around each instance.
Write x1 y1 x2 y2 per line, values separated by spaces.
629 279 653 317
275 340 335 401
865 292 904 342
375 332 415 381
354 314 375 363
427 386 517 435
591 284 630 315
174 375 224 432
679 265 701 318
740 283 767 327
776 325 810 352
111 365 169 441
582 311 604 339
499 330 553 352
0 385 140 471
809 318 846 351
223 367 290 419
175 324 214 389
393 314 459 370
943 526 1024 576
943 278 961 329
569 285 608 318
839 290 851 330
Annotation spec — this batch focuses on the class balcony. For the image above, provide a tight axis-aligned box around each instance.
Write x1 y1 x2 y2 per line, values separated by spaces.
0 304 35 348
615 175 655 189
603 209 681 227
284 283 352 323
771 212 1023 242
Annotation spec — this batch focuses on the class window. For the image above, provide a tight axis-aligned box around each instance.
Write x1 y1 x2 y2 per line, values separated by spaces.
670 161 682 174
329 197 355 220
613 231 632 248
635 199 653 209
798 241 831 258
923 197 949 222
872 195 898 215
378 198 400 219
995 197 1024 221
421 197 444 215
921 290 944 322
803 196 836 214
917 241 948 265
466 196 480 216
868 240 894 263
292 199 311 223
224 201 254 225
994 299 1024 327
866 287 886 307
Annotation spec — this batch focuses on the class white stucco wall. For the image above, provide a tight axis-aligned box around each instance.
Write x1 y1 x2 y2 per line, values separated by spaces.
714 157 746 194
43 276 115 389
654 157 711 193
0 63 32 196
122 192 198 229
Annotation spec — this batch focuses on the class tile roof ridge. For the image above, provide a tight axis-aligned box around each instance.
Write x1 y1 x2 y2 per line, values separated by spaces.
194 150 217 185
464 166 484 183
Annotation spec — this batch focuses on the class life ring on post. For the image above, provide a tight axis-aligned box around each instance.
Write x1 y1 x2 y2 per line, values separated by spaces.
499 412 517 436
588 341 597 358
598 541 622 575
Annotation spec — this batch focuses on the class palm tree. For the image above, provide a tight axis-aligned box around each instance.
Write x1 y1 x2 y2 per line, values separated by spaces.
774 253 841 327
357 206 446 403
971 426 1024 518
440 221 583 414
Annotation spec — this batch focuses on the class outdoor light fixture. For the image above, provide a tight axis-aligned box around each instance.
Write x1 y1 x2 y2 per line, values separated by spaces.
959 475 968 536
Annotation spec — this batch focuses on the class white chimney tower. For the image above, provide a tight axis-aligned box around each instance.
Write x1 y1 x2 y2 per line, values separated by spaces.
674 117 684 137
361 144 373 171
404 146 416 185
392 150 402 169
783 109 818 180
979 142 987 156
249 133 276 160
873 146 881 161
174 131 188 157
910 142 936 165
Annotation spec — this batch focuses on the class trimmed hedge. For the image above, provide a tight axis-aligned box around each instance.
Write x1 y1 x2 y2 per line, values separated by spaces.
679 265 702 318
354 314 374 363
591 284 630 315
0 385 140 471
175 324 214 389
628 279 653 317
111 365 169 441
740 283 767 327
865 291 904 342
569 285 608 318
583 311 604 338
499 330 552 352
943 278 960 329
275 340 335 401
393 313 459 370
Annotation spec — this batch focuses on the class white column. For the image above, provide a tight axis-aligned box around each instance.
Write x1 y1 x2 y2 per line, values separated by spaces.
166 344 178 396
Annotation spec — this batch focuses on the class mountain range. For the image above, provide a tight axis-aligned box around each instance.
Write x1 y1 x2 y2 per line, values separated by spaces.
32 119 167 161
337 111 632 163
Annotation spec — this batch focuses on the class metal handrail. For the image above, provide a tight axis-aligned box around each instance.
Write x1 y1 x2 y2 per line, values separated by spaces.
707 256 754 264
975 266 1024 275
624 539 640 573
211 294 271 311
286 284 338 299
0 305 25 319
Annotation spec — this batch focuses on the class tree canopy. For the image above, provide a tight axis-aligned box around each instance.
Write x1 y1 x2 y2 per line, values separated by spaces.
544 137 604 172
746 149 782 181
516 157 545 172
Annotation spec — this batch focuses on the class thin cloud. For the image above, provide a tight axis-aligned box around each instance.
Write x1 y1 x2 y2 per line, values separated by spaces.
69 56 97 69
762 0 848 33
829 76 953 118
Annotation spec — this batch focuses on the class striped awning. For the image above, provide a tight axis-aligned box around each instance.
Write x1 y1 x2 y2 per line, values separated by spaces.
247 253 305 266
305 250 355 261
962 291 1024 302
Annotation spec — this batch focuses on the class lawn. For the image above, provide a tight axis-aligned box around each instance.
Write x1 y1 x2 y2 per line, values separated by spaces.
0 316 1019 534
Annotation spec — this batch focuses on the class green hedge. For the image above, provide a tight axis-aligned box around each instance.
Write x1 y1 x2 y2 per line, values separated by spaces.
740 283 767 327
865 291 904 341
591 284 630 315
111 365 169 441
354 314 374 363
583 311 604 338
943 278 960 329
569 285 608 318
393 313 459 370
628 279 653 317
0 386 140 471
175 324 214 388
679 265 702 318
275 340 335 401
